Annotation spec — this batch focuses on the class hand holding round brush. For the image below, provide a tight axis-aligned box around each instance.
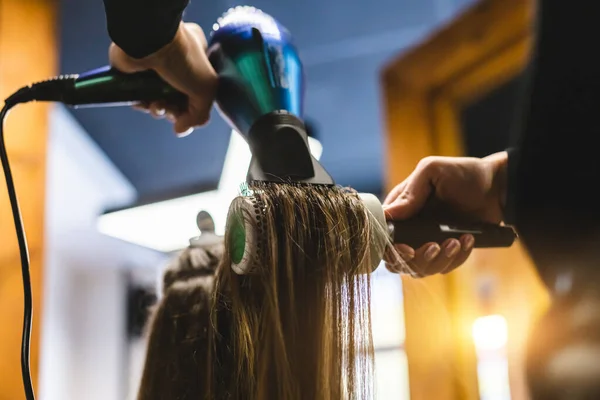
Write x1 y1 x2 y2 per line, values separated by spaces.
384 151 508 277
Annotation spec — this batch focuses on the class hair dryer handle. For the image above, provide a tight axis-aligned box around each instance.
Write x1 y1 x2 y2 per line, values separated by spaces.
389 218 517 249
69 66 188 108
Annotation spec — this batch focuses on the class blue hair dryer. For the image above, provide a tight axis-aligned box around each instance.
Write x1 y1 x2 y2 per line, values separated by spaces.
6 6 333 185
206 6 333 184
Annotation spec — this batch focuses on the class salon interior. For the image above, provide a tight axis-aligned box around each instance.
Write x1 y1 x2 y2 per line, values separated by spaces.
0 0 586 399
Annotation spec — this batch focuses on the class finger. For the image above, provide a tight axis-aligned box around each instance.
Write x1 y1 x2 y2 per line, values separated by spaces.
385 262 407 274
164 98 189 116
385 258 412 274
149 101 167 119
169 112 196 137
383 157 437 207
133 104 151 113
173 107 210 134
383 179 409 206
415 239 460 276
395 244 415 261
385 244 415 273
382 244 402 273
406 242 441 277
165 108 197 137
165 112 176 123
132 100 151 112
176 127 194 138
384 171 433 221
173 118 193 135
442 234 475 274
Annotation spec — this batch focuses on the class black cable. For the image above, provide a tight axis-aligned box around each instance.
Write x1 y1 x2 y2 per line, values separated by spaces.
0 103 36 400
0 68 173 400
0 64 181 400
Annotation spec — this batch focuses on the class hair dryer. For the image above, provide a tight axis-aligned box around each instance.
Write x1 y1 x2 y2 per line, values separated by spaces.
6 6 332 185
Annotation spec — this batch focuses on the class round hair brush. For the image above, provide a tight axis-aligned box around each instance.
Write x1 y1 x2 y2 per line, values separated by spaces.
225 190 516 274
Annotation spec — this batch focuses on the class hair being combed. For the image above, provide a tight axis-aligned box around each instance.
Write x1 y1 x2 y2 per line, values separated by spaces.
138 182 398 400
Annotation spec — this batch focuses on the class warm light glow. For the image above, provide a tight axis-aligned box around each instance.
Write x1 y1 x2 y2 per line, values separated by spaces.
472 314 508 352
97 131 323 252
473 314 511 400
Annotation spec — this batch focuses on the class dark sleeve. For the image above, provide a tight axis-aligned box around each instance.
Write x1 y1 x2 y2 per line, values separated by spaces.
510 0 600 286
102 0 190 59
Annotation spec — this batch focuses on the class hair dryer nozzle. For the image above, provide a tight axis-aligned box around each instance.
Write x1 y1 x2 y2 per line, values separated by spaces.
246 111 334 185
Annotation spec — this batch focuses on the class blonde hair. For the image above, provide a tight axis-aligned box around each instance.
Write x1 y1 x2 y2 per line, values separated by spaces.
138 182 397 399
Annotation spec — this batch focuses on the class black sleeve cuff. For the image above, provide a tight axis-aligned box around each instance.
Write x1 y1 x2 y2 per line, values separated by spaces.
503 147 519 226
103 0 189 59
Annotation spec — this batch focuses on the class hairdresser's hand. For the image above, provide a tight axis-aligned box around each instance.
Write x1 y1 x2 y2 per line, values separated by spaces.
383 151 508 277
109 22 217 136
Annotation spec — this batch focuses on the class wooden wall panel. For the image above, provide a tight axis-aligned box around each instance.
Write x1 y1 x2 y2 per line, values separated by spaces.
0 0 57 398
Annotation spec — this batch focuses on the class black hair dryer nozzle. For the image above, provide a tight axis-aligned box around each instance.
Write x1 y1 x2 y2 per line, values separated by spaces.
246 112 333 185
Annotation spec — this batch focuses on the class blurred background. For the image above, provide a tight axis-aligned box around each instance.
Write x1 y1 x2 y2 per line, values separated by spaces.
0 0 550 398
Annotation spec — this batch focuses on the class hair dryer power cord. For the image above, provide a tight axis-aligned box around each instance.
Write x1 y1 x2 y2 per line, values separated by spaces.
0 103 36 400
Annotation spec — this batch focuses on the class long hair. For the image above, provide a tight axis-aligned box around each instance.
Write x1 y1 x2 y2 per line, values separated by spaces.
137 243 223 400
138 182 397 399
208 182 393 400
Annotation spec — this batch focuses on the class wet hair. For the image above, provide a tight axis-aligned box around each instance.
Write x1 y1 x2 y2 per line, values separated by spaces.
137 182 399 399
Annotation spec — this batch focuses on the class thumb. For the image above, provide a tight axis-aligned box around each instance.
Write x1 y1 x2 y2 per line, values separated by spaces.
383 171 433 220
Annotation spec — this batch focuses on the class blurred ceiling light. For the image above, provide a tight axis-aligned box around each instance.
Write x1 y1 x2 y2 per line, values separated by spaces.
97 131 323 252
472 314 511 400
472 314 508 352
